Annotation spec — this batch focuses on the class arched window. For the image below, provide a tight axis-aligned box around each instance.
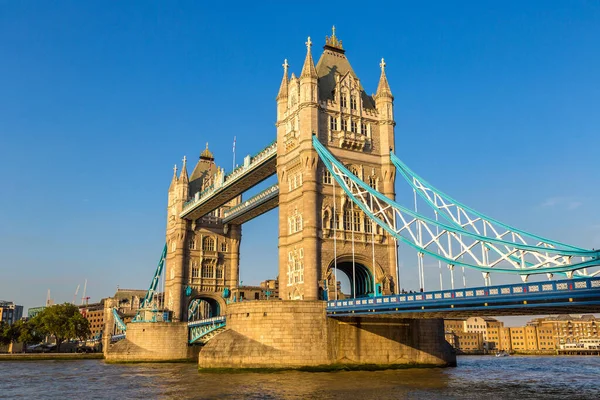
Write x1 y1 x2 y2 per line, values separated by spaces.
216 265 223 279
340 93 347 108
188 238 196 250
191 261 199 279
220 242 227 252
203 237 215 251
350 95 357 110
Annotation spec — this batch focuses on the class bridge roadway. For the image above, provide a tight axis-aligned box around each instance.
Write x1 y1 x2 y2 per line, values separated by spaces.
326 277 600 319
186 277 600 343
180 141 277 221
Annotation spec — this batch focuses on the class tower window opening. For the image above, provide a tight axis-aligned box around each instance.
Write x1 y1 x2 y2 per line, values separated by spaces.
329 115 338 131
188 239 196 250
341 118 347 131
341 94 347 108
351 121 357 133
323 169 332 184
203 237 215 252
350 95 357 110
202 263 214 278
221 242 227 252
216 265 223 279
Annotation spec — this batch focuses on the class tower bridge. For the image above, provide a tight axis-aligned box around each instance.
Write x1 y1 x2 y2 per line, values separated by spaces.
104 28 600 368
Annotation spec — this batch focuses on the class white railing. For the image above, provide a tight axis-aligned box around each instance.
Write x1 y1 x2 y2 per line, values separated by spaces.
223 184 279 219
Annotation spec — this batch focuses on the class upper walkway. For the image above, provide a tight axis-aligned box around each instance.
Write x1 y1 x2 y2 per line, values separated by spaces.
222 184 279 225
180 140 277 220
326 277 600 319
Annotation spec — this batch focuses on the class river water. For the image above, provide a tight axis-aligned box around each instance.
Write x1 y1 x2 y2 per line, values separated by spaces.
0 356 598 399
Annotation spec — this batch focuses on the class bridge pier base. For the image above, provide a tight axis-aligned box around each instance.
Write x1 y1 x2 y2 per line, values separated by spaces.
198 301 456 370
104 322 199 362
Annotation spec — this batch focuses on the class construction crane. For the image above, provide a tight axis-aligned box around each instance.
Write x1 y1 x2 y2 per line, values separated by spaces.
72 284 80 304
81 279 90 306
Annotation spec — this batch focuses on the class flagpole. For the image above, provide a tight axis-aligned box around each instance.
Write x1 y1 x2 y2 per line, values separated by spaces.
232 136 236 171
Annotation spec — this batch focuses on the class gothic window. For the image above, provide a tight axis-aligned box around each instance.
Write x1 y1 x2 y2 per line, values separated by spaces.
221 242 227 252
362 123 367 135
295 214 303 232
216 265 223 279
329 115 338 131
340 93 347 108
202 263 214 278
323 169 332 185
202 237 215 252
191 261 199 279
351 121 357 133
365 218 373 234
188 238 196 250
350 95 357 110
344 209 353 231
170 241 176 252
287 248 304 285
341 118 347 131
368 175 377 190
352 210 361 232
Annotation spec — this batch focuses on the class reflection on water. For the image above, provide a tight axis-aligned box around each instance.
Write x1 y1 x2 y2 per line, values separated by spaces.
0 356 599 399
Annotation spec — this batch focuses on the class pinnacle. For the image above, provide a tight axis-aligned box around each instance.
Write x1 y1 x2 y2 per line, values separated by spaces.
300 36 318 79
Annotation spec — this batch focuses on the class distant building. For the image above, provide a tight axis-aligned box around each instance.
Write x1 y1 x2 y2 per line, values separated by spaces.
0 301 23 325
79 301 105 339
444 317 504 353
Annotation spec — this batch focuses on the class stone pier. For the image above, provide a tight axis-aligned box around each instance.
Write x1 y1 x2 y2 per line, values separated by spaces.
198 301 456 369
104 322 198 362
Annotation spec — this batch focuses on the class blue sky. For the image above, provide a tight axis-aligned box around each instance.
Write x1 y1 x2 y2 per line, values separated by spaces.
1 1 599 325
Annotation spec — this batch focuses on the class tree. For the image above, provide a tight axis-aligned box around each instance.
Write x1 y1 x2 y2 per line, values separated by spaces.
17 319 44 347
35 303 91 352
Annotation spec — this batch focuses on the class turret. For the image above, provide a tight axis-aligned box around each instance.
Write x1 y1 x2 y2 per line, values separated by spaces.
374 58 396 199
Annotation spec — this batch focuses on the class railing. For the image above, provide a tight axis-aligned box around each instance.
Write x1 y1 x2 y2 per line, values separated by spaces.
327 277 600 313
182 140 277 214
188 316 227 344
223 184 279 220
188 315 226 328
111 333 126 342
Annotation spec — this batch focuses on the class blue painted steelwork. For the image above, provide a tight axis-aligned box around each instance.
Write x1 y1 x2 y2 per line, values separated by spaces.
312 136 600 277
112 308 127 331
327 277 600 316
133 244 167 322
188 316 227 344
111 333 126 342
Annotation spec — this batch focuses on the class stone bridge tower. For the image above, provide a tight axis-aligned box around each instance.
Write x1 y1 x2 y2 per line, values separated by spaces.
276 29 397 301
165 146 241 322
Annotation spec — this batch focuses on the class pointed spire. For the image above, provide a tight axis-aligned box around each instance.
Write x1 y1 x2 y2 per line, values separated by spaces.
375 58 393 99
276 59 289 101
179 155 189 183
169 164 178 190
300 36 318 78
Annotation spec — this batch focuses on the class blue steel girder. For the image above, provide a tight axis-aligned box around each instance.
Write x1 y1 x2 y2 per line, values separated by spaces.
390 153 594 279
222 184 279 225
180 141 277 220
188 316 227 344
312 136 600 278
112 308 127 331
327 277 600 318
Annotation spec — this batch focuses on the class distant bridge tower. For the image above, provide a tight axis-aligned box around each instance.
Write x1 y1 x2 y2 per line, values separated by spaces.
165 146 241 321
276 28 398 301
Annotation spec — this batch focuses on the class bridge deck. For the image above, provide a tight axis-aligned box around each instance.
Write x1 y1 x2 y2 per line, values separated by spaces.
222 184 279 225
180 141 276 220
327 277 600 319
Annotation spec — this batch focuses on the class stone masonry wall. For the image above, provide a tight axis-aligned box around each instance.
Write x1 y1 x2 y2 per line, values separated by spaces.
105 322 199 362
199 300 456 369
